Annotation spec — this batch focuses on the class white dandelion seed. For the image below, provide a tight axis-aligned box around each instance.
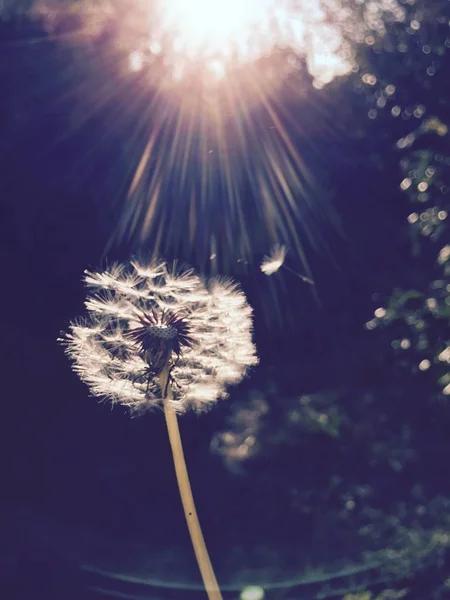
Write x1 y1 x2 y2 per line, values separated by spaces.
260 244 287 275
260 244 315 284
60 258 259 600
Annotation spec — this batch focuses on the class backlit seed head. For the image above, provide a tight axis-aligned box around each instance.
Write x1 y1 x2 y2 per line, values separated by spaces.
60 259 258 414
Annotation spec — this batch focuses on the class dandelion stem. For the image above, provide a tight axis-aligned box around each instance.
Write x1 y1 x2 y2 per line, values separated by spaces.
159 367 223 600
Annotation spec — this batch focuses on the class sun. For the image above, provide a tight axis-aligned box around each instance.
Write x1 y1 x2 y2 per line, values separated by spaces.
34 0 353 86
161 0 258 57
133 0 352 85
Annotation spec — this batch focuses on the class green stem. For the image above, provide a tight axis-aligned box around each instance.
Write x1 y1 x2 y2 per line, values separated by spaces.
159 368 223 600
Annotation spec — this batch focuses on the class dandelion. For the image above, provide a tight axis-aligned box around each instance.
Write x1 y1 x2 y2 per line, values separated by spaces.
62 259 257 413
60 258 258 600
260 244 315 284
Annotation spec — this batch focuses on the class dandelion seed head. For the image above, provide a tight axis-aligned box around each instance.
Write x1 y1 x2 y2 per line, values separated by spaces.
61 259 258 414
260 244 287 275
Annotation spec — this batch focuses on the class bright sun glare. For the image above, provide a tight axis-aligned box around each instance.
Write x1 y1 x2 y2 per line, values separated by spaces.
165 0 260 55
134 0 352 85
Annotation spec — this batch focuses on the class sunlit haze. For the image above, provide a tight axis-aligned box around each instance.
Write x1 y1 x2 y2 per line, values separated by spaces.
134 0 352 85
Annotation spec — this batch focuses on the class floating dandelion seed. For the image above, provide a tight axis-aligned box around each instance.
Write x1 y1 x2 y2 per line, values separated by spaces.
60 259 258 600
261 244 315 284
261 244 287 275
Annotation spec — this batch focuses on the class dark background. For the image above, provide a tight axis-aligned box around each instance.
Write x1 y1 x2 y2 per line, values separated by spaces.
1 1 450 599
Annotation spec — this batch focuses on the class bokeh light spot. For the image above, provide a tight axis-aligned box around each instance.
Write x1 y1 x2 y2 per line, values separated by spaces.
129 50 144 72
401 178 412 191
362 72 377 85
400 338 411 350
385 84 396 95
241 586 265 600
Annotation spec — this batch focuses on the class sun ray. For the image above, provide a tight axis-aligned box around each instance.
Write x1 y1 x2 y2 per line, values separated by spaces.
31 0 361 274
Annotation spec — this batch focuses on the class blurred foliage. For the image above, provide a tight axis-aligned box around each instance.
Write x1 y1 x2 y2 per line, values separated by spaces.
213 2 450 598
357 2 450 398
